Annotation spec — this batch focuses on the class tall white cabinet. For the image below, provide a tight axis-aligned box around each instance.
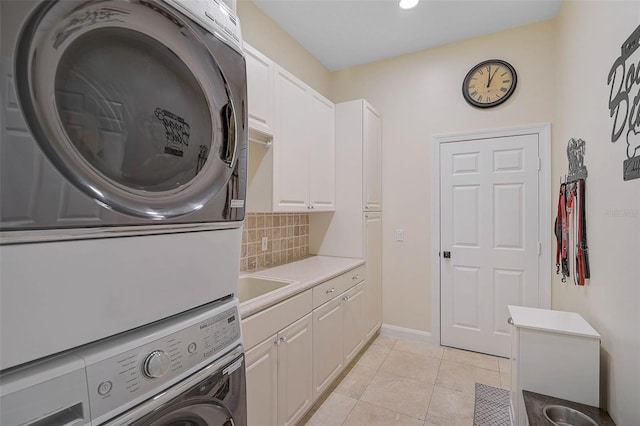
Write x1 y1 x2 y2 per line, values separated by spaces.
310 99 383 338
364 212 382 338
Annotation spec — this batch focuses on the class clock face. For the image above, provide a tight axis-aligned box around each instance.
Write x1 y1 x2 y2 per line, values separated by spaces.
462 60 517 108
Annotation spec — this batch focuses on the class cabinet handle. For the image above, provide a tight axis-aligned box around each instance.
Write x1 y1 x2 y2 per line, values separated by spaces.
352 275 360 280
274 339 280 346
279 336 287 344
507 317 514 325
326 288 335 294
343 296 350 302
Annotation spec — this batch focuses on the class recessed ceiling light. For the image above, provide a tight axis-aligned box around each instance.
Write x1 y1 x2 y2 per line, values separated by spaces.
399 0 419 10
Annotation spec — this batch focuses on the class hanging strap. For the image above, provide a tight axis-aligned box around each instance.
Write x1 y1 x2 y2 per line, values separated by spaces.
554 183 570 283
575 179 590 285
554 185 563 273
561 184 571 282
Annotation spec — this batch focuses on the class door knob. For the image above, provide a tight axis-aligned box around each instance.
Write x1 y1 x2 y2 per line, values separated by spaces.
443 251 451 259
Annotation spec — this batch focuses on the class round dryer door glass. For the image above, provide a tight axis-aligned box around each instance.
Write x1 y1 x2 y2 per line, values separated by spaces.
16 1 239 219
54 28 213 193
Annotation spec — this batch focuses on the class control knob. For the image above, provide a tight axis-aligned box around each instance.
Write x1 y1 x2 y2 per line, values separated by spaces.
143 350 171 379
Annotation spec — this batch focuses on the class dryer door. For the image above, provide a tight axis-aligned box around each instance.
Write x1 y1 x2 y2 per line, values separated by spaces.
15 0 241 220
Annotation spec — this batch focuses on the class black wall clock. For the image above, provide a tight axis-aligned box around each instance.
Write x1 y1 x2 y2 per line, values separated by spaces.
462 59 517 108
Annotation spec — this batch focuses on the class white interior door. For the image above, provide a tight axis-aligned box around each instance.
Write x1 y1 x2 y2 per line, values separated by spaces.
440 133 540 357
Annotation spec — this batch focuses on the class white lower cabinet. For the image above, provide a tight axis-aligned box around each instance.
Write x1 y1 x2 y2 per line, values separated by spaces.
243 265 372 425
245 314 313 426
312 297 344 399
343 281 367 365
245 335 278 426
278 314 313 426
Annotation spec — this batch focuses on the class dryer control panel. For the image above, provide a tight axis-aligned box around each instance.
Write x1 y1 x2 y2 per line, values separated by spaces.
164 0 242 52
80 301 241 423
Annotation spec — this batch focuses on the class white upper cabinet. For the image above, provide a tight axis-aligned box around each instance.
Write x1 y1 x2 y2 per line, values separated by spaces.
272 65 335 212
308 92 336 211
363 102 382 211
273 66 311 211
244 43 274 137
245 46 336 213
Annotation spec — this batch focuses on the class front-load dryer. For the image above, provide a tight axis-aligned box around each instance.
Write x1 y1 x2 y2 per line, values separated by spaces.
1 0 247 241
0 0 247 370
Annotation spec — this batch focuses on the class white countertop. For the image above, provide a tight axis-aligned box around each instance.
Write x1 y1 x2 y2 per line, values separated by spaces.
239 256 365 318
508 305 600 338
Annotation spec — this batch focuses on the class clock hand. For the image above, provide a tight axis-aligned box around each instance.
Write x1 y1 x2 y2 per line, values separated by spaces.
488 67 499 87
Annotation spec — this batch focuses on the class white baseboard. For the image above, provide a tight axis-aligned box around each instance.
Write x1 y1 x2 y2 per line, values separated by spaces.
380 324 438 345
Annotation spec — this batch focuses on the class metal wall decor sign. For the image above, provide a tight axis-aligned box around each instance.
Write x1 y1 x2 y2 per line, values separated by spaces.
566 138 588 181
608 25 640 181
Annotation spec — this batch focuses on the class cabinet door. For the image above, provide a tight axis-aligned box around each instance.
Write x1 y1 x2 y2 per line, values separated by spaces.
244 43 273 136
365 212 382 339
312 297 343 399
308 92 335 211
343 281 367 365
273 66 310 212
277 313 313 426
246 335 278 426
363 102 382 211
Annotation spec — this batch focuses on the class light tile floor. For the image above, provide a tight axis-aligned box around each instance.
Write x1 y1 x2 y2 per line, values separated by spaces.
300 335 510 426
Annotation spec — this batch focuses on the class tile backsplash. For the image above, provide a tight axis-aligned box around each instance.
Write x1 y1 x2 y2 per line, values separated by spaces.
240 213 310 272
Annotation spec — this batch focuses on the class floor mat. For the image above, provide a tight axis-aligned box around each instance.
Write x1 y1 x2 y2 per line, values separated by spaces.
473 383 511 426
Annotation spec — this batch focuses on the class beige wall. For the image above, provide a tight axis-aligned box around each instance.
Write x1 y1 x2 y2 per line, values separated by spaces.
552 2 639 424
236 0 332 98
330 19 557 333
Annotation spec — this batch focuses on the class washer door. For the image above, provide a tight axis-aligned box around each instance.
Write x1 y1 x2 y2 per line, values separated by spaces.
15 0 238 219
138 399 234 426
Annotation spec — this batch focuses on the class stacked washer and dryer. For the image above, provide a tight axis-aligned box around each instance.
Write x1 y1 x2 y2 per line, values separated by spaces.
0 0 248 424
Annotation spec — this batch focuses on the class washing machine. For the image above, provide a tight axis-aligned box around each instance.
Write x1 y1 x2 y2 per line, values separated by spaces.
0 0 248 370
0 298 247 426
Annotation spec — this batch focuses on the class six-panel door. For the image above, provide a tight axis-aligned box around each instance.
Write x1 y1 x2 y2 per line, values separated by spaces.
440 134 540 357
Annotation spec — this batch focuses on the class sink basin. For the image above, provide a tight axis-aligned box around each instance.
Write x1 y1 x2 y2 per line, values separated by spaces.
543 405 598 426
237 277 294 302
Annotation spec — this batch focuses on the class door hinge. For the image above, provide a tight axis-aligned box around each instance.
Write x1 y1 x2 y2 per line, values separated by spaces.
537 242 542 256
538 158 542 171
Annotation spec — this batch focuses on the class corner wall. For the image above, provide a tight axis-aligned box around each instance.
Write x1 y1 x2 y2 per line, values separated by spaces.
553 2 640 424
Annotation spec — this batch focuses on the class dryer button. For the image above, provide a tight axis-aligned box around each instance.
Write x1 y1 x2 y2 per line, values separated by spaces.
98 380 112 396
143 350 171 378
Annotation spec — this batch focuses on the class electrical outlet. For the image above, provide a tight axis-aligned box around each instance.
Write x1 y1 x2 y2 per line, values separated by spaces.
396 229 404 242
261 237 268 251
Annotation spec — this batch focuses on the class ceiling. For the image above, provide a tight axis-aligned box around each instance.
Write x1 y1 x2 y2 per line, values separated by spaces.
252 0 562 71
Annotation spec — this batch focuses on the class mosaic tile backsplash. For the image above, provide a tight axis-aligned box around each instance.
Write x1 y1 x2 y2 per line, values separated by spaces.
240 213 310 272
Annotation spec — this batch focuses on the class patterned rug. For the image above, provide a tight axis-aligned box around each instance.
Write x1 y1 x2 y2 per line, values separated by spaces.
473 383 511 426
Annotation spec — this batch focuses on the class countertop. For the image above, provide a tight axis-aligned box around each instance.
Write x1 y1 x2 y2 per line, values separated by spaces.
508 305 600 338
523 390 615 425
239 255 365 318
